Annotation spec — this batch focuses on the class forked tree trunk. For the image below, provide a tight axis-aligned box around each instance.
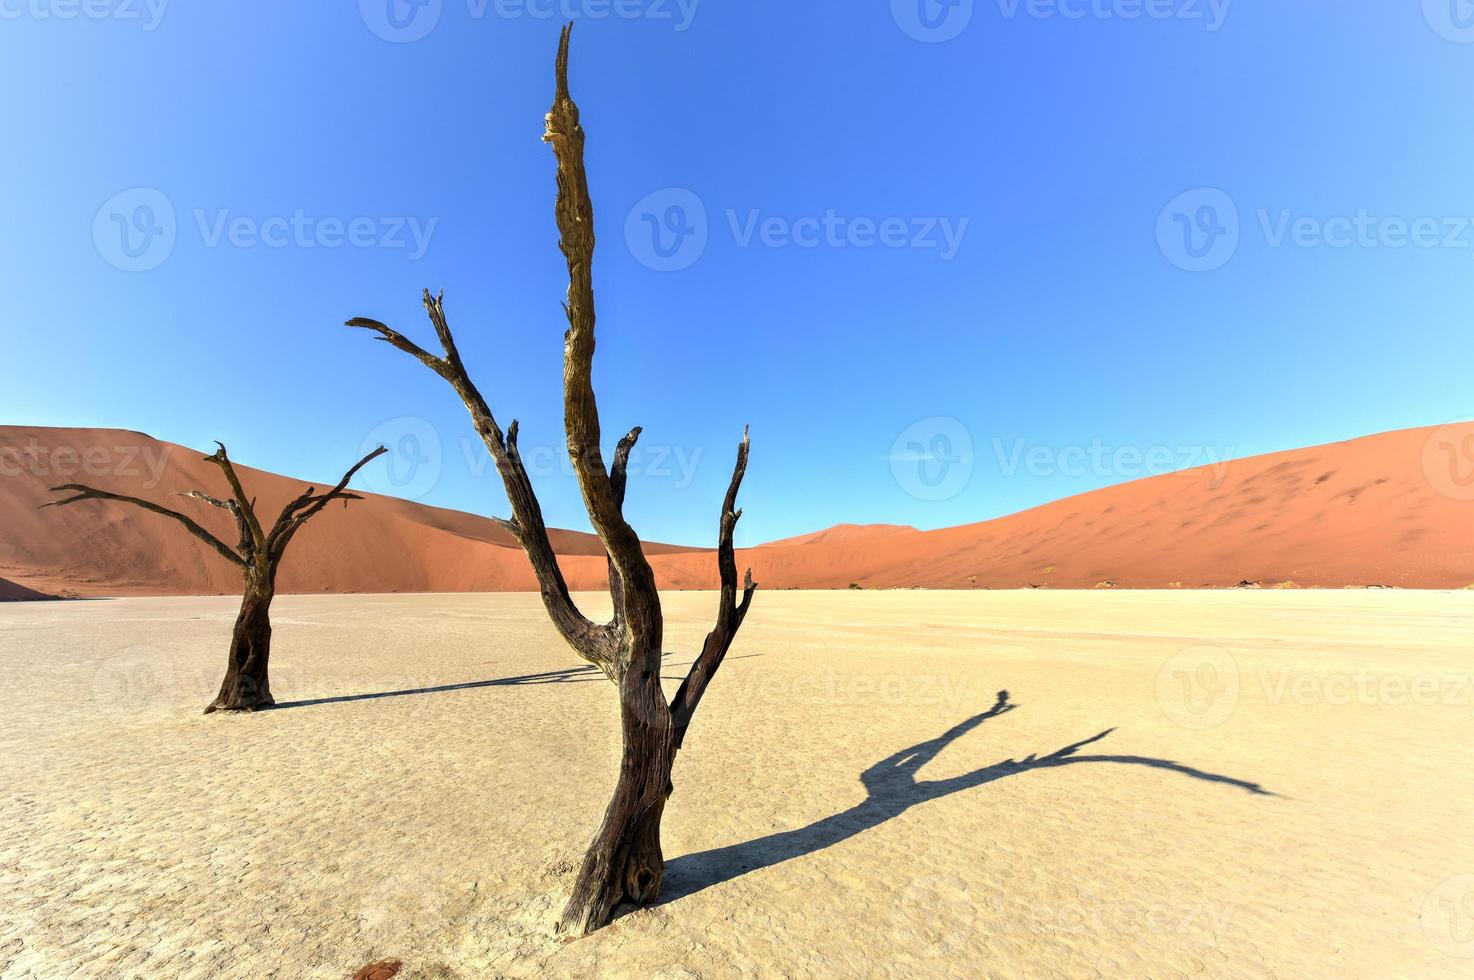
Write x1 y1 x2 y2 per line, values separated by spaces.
348 26 758 936
206 573 276 713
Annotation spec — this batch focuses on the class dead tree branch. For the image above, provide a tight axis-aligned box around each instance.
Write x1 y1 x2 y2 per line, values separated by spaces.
44 484 246 567
671 428 756 747
348 292 619 676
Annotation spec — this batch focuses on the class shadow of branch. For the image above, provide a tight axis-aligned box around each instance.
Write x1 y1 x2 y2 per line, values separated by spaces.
662 690 1273 902
267 663 601 710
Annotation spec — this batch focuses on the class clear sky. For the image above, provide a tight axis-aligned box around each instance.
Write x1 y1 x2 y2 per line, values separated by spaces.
3 1 1472 547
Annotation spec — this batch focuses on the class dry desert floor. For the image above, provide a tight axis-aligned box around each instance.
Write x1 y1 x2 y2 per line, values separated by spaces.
2 590 1472 978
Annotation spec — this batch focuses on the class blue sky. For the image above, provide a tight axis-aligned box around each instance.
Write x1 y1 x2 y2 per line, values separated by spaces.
3 1 1472 546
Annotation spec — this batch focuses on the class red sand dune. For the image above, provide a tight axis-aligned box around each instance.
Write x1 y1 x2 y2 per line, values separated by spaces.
0 577 56 601
1 424 1471 597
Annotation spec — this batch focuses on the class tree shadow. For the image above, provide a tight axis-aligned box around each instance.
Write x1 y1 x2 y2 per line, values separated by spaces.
661 690 1274 902
266 651 764 711
660 652 762 681
268 663 601 709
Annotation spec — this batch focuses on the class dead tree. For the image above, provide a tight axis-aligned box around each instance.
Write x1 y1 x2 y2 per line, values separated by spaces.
347 25 756 935
44 442 385 713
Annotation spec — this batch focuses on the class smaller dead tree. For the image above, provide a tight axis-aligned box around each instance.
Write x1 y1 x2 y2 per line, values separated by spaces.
43 442 385 713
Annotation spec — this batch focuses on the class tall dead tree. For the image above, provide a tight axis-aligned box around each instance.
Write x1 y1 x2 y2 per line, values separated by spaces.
347 25 756 935
44 443 385 713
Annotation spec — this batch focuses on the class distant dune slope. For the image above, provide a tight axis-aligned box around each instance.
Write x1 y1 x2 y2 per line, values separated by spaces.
0 577 56 601
0 426 695 598
1 424 1470 596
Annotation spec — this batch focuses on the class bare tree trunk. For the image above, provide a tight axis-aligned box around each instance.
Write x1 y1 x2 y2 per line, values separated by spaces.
348 25 757 937
206 572 275 713
559 656 674 933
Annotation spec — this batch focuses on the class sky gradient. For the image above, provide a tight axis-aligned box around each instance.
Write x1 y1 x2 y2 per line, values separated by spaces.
3 1 1472 546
